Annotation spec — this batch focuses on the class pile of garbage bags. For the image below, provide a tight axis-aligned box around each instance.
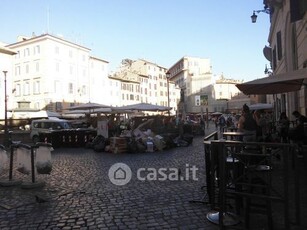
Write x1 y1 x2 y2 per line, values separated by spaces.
86 126 194 154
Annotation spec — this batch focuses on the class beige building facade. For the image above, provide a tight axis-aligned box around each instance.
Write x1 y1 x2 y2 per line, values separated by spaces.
110 59 180 115
168 56 213 114
263 0 306 116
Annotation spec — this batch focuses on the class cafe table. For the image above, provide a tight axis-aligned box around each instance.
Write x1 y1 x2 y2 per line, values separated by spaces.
222 131 255 141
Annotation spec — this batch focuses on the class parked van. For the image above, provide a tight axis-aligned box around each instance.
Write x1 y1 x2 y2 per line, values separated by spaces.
30 119 72 143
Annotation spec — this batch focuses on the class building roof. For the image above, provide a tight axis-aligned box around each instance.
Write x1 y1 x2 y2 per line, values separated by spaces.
0 46 16 55
6 33 91 51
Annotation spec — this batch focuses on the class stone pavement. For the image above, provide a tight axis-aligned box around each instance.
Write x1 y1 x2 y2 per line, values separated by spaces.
0 122 306 229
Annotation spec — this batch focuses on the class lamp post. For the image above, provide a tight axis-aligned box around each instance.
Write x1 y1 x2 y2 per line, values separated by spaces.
251 7 270 23
2 70 9 147
166 71 170 116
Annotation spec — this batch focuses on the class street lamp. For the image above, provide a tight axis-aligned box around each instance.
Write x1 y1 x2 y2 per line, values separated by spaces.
2 70 9 147
251 7 270 23
166 71 170 116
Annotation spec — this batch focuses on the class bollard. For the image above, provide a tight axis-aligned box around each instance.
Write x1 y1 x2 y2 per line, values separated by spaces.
18 143 46 189
0 143 22 187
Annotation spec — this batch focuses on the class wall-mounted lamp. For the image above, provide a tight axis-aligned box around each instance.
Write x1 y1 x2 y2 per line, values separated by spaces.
251 7 270 23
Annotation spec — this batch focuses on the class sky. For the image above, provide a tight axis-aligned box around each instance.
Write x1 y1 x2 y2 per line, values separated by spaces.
0 0 271 82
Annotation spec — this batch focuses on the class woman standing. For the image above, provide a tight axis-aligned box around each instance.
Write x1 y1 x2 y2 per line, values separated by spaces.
278 112 290 143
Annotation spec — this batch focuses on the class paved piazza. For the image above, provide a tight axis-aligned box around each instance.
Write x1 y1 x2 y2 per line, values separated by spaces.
0 136 219 229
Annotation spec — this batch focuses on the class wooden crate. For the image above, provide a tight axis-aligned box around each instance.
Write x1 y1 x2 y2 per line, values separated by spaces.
110 137 128 153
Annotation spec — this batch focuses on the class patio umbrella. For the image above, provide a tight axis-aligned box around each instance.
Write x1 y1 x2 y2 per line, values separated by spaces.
249 103 273 110
236 68 307 95
63 108 112 114
66 102 111 111
115 103 171 112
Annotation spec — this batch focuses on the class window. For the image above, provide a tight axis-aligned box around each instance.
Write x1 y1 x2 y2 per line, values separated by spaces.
277 31 282 61
15 51 20 59
15 83 21 96
55 81 60 93
25 64 29 74
290 0 307 22
272 46 277 70
68 83 73 94
69 50 73 58
23 81 30 95
15 66 21 75
56 62 60 72
82 85 86 95
34 45 40 55
33 80 40 94
24 48 30 56
35 62 40 72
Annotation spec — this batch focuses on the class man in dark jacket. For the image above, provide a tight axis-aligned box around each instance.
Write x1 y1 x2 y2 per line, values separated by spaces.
290 111 307 143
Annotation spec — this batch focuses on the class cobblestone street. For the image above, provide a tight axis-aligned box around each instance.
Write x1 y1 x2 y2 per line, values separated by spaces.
0 123 306 229
0 131 219 229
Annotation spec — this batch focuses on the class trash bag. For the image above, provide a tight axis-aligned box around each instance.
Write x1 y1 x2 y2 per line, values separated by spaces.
35 144 53 174
87 135 105 149
0 148 8 173
16 147 31 175
93 135 106 152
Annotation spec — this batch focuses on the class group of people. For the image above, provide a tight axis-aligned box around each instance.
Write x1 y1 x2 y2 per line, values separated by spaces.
237 103 307 143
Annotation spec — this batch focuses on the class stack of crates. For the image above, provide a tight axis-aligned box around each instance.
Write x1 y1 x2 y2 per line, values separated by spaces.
110 137 128 153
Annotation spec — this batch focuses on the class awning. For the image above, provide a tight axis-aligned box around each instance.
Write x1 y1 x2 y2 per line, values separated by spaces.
249 103 273 110
236 68 307 95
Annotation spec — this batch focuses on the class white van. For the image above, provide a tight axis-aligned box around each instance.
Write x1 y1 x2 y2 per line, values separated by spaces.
30 119 72 143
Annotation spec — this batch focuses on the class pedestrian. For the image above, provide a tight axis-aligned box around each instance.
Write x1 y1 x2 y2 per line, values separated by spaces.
218 115 226 133
200 117 205 135
289 110 307 143
237 104 257 141
253 110 268 141
277 112 290 143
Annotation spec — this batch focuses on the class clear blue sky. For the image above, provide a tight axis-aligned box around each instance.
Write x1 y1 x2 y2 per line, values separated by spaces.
0 0 271 82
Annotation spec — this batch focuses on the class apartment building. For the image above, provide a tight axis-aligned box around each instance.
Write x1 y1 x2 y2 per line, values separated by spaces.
110 59 180 115
167 56 213 113
6 33 109 112
213 74 244 112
